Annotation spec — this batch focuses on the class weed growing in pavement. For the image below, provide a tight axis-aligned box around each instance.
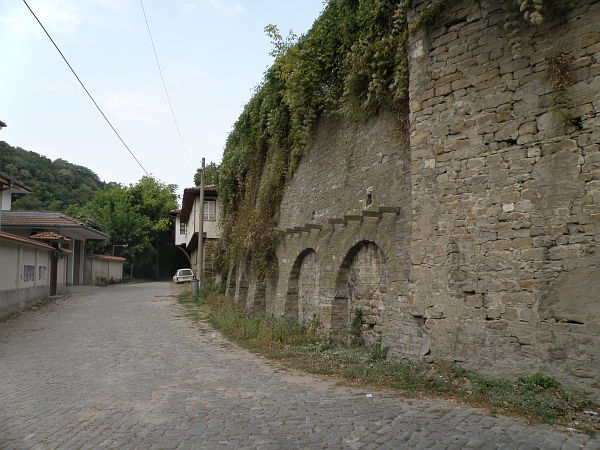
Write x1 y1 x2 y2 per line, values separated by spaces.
177 289 599 434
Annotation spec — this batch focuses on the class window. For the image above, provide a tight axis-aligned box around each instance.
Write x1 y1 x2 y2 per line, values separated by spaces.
180 222 187 234
23 265 35 282
204 200 216 221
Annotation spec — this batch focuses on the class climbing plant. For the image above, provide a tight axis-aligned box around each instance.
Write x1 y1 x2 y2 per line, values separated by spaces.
218 0 572 281
501 0 575 56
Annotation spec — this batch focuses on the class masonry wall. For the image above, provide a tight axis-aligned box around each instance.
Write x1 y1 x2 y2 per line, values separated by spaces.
0 241 51 318
228 0 600 399
405 0 600 398
84 258 124 284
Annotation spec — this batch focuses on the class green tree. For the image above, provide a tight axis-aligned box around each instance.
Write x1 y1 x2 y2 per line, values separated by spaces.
68 176 183 279
0 140 105 211
194 161 220 186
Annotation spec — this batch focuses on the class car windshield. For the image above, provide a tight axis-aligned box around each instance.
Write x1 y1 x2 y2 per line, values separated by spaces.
178 269 193 276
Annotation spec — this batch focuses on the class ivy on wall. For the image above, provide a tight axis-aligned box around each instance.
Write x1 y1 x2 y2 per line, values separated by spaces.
501 0 575 56
219 0 417 280
218 0 572 280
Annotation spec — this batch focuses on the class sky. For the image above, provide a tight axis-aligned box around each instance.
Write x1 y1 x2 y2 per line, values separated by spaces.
0 0 325 201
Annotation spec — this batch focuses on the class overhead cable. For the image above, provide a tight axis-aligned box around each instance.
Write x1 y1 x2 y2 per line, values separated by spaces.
139 0 194 165
21 0 150 176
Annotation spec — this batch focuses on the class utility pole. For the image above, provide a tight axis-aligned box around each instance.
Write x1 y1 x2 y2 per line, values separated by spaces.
0 122 6 232
197 158 205 285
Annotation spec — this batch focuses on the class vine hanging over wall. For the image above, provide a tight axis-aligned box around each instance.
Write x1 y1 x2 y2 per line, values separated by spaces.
219 0 418 280
501 0 575 56
217 0 571 281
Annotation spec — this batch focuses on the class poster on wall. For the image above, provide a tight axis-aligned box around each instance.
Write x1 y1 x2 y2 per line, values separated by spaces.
23 265 35 282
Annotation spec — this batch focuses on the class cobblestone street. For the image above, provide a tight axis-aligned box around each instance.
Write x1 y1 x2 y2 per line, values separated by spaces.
1 282 598 449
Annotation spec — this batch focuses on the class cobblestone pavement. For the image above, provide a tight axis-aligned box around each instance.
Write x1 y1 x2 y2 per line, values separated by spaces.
1 283 598 449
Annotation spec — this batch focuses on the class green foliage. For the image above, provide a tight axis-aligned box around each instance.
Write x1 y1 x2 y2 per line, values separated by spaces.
178 289 598 432
218 0 574 278
518 372 560 390
193 161 220 186
501 0 575 56
95 276 118 287
546 52 581 129
515 0 575 25
68 176 183 279
219 0 418 279
349 308 364 346
0 141 104 211
368 337 389 362
452 367 592 424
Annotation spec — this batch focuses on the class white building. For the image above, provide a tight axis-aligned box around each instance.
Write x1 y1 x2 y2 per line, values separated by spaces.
171 185 220 279
0 211 109 286
0 170 110 287
0 171 31 211
0 231 70 318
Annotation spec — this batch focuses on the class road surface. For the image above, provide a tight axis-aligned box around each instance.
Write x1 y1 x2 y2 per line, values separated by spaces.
1 283 598 449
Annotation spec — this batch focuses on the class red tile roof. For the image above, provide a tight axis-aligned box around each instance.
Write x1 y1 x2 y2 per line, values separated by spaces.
0 212 109 240
29 232 71 242
0 214 83 226
87 254 127 261
0 231 54 250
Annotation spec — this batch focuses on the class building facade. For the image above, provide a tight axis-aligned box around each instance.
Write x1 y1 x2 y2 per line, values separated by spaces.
0 211 109 286
171 185 220 279
0 231 69 318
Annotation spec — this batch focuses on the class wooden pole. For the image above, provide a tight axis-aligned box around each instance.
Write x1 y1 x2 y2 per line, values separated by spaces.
197 158 205 285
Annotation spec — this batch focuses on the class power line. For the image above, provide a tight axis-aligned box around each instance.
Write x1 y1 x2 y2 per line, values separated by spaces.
139 0 194 166
21 0 150 176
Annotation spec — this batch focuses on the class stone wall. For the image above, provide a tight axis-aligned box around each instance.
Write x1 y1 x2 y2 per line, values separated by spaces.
405 0 600 398
227 0 600 399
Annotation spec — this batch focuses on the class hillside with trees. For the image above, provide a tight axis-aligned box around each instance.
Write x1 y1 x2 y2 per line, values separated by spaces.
0 140 187 279
0 140 105 211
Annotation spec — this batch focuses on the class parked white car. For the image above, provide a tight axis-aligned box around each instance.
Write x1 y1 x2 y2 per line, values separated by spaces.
173 268 194 283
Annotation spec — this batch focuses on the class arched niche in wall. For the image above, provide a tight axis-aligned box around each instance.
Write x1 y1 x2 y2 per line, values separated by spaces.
285 248 318 323
331 241 388 345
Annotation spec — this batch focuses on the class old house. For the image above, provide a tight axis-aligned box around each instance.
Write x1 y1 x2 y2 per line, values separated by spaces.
223 0 600 399
171 185 220 279
0 211 109 286
0 231 71 317
0 171 112 316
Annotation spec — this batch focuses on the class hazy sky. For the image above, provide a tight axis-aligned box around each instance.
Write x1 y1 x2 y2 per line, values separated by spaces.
0 0 324 200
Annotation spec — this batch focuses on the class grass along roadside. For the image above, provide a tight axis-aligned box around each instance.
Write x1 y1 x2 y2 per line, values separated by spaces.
177 287 599 434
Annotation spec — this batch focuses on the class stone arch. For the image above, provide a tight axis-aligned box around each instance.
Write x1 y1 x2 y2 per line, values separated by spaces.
286 248 318 323
331 241 388 345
